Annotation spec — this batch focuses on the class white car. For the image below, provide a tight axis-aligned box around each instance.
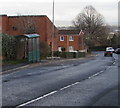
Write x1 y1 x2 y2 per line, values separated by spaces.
104 47 114 57
115 48 120 54
106 47 114 52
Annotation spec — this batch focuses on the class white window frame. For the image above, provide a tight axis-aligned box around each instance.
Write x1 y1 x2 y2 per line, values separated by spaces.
60 36 64 41
69 36 74 41
69 46 74 52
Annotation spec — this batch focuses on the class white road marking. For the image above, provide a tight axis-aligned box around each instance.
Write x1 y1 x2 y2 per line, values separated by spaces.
16 91 57 108
88 73 98 79
60 82 79 91
16 81 80 107
88 71 103 79
60 85 71 90
16 70 105 107
71 82 79 86
99 71 103 73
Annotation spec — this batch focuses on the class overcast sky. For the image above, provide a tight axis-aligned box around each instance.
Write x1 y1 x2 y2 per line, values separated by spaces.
0 0 119 27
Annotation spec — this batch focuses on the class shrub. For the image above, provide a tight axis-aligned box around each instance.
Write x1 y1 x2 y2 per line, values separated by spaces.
78 52 86 57
53 51 60 57
60 52 75 58
67 52 74 58
53 51 86 58
1 34 17 60
61 47 66 52
60 52 67 58
40 40 51 59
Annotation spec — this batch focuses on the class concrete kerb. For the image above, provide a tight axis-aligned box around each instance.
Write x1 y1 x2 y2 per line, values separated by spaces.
1 54 96 75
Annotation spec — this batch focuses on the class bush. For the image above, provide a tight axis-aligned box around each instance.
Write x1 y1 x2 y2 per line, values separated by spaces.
60 52 67 58
1 34 17 60
40 40 51 59
61 47 66 52
53 51 60 57
67 52 74 58
78 52 86 57
50 51 86 59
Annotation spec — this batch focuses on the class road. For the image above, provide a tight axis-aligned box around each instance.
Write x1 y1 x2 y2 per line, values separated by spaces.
2 51 119 107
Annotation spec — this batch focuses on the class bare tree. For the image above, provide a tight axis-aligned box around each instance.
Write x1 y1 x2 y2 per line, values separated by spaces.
73 5 110 47
14 15 38 34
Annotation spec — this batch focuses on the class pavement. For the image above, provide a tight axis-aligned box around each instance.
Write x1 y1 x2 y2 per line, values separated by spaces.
1 54 95 75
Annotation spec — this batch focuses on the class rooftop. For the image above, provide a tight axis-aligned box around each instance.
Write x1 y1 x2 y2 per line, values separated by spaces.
58 30 81 35
0 14 47 18
8 15 47 18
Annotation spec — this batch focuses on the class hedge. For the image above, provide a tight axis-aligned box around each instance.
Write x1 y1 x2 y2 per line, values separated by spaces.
1 34 17 60
53 51 86 58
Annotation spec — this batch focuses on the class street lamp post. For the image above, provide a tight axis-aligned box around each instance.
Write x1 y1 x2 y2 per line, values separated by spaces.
51 0 54 59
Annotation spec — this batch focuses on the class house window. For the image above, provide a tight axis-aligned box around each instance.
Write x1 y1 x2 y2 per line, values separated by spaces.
69 36 74 41
60 36 64 41
69 46 74 52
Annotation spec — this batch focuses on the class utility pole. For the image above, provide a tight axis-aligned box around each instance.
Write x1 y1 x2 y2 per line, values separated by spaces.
51 0 54 59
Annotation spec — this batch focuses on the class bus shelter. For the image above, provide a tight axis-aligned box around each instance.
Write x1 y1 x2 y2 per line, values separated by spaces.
16 34 40 63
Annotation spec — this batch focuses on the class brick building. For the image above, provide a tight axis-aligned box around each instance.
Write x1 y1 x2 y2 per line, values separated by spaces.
0 14 58 48
0 14 85 53
56 30 85 52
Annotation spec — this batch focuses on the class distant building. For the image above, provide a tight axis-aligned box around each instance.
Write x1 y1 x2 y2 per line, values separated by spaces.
0 14 85 53
0 14 58 47
55 29 85 52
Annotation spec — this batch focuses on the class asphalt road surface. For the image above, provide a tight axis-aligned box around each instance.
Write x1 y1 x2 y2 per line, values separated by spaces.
2 51 120 107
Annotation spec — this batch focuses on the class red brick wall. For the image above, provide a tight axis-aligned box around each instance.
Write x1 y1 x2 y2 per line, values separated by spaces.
0 15 58 47
0 15 8 34
46 17 58 46
56 34 85 52
7 17 23 35
36 16 47 42
0 15 85 52
7 16 49 42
